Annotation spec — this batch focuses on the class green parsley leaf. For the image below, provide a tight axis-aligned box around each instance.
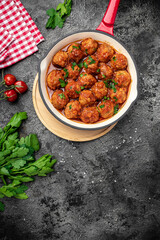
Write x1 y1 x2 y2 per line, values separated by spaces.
80 73 83 77
72 45 80 49
112 84 117 93
69 105 72 109
0 201 5 212
112 56 117 62
83 62 88 68
103 96 107 100
72 62 77 70
97 69 100 73
46 8 56 17
56 3 67 17
81 86 85 90
99 105 105 109
96 107 100 113
12 160 27 170
114 104 119 114
114 96 118 102
59 78 67 87
104 79 118 93
78 62 83 68
75 90 81 94
87 56 96 65
102 74 106 78
63 68 69 78
70 86 72 89
58 93 65 99
85 49 88 54
64 0 72 16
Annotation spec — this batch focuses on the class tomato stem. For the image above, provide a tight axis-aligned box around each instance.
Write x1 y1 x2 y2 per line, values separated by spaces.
0 69 5 86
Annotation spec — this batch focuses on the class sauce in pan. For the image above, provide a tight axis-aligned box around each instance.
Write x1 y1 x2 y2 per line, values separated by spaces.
46 38 131 124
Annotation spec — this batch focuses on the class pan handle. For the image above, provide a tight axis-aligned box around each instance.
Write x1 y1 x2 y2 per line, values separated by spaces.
96 0 120 36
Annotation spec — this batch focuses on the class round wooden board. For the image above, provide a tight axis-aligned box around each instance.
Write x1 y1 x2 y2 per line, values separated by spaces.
32 74 117 142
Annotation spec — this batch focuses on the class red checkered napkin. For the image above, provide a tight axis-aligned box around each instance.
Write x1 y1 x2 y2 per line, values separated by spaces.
0 0 44 69
0 27 15 54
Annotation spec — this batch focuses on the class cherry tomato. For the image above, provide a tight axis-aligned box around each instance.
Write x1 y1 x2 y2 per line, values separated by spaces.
4 74 16 86
4 90 18 102
14 81 28 94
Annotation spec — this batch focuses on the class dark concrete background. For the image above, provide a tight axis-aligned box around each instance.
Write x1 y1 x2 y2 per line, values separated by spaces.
0 0 160 239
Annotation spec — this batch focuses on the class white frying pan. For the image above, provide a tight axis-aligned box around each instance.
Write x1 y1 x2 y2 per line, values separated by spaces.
38 0 138 130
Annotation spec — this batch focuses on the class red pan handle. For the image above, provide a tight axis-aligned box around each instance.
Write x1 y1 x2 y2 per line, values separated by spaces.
96 0 120 36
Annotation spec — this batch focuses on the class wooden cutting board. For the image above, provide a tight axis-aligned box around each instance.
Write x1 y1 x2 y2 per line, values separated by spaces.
32 74 117 142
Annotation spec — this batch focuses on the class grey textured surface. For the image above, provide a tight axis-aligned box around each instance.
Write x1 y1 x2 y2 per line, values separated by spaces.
0 0 160 239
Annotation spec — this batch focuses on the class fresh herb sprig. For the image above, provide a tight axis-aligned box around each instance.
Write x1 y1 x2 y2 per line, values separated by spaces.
46 0 72 29
0 112 57 212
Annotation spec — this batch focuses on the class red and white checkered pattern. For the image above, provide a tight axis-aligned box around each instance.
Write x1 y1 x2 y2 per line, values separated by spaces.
0 27 15 55
0 0 44 69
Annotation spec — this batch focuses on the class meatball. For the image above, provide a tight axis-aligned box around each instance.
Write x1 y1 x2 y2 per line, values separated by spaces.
65 63 80 80
80 106 99 123
113 70 131 87
96 43 114 62
65 100 82 119
51 90 69 110
83 55 99 74
79 90 96 107
98 100 114 119
98 63 113 80
91 81 108 100
81 38 98 56
67 43 84 63
52 50 68 67
47 70 64 90
77 73 97 89
109 87 127 104
65 79 81 99
110 53 128 70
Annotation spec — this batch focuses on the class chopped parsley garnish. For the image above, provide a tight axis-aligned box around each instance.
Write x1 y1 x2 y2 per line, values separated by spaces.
63 68 69 78
69 105 72 109
83 62 88 68
102 74 106 78
78 62 83 68
80 73 83 77
85 49 88 54
87 56 96 65
88 56 93 61
114 96 118 102
97 69 100 73
104 96 109 100
73 45 80 49
112 56 117 62
114 104 119 114
104 79 118 92
96 107 100 113
70 86 72 89
58 93 65 99
59 78 66 87
111 84 117 93
81 86 85 90
99 104 105 109
75 90 81 94
71 62 77 70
